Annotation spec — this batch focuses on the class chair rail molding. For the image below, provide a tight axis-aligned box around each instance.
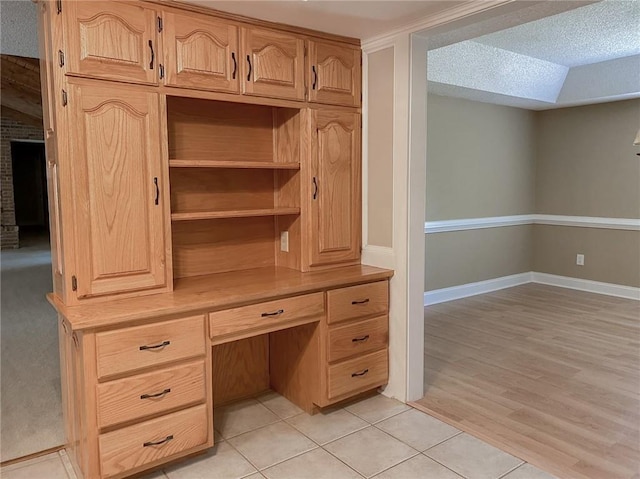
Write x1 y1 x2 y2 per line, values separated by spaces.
424 214 640 233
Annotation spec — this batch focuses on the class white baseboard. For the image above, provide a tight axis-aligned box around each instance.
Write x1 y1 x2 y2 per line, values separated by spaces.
424 272 640 305
361 245 395 270
531 272 640 301
424 272 533 305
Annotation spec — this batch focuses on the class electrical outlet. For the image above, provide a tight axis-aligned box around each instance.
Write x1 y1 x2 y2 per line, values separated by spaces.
576 254 585 266
280 231 289 252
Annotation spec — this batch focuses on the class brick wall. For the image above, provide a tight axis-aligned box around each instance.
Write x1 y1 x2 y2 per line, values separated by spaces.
1 116 45 249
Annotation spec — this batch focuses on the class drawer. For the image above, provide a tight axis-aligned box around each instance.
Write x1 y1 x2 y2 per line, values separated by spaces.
97 360 206 429
99 404 208 478
328 349 388 400
328 316 388 363
96 315 206 379
209 292 324 342
327 281 388 324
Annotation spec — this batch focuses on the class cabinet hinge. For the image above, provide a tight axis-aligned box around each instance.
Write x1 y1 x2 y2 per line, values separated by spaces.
58 50 65 68
61 89 68 106
157 16 163 33
159 64 165 80
56 0 62 14
71 275 77 291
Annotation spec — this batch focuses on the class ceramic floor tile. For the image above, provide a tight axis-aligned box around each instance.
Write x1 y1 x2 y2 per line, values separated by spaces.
425 433 524 479
262 448 362 479
374 454 463 479
256 391 304 419
228 421 317 470
501 463 559 479
164 442 257 479
345 394 411 424
376 409 461 451
286 408 368 445
243 474 265 479
137 470 168 479
0 453 69 479
57 450 78 479
214 399 280 439
324 426 418 478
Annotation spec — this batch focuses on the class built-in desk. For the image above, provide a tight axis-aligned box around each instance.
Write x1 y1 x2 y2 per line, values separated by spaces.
49 265 393 479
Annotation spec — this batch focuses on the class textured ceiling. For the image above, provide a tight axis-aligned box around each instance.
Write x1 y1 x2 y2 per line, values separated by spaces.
428 0 640 110
0 0 39 58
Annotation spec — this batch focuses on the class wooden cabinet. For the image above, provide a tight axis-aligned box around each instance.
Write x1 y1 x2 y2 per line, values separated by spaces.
318 281 390 406
308 40 361 107
241 27 305 100
307 110 362 268
64 1 159 85
163 12 240 93
69 83 169 299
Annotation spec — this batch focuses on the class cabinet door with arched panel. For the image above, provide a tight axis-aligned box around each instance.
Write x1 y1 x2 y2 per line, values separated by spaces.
64 1 159 85
306 110 361 269
308 40 361 107
241 27 305 101
163 12 240 93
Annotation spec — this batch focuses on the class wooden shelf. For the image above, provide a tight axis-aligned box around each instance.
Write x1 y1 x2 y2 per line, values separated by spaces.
171 207 300 221
169 160 300 170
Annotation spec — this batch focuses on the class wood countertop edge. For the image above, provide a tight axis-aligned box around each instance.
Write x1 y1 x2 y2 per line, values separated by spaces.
47 267 394 331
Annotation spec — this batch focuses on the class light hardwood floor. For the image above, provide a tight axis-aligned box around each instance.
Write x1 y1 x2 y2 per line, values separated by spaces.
413 284 640 479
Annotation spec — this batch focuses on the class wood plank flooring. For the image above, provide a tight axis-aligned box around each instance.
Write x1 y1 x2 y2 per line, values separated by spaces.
412 284 640 479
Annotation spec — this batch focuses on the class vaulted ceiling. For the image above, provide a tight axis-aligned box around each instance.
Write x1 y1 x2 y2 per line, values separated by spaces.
1 54 42 127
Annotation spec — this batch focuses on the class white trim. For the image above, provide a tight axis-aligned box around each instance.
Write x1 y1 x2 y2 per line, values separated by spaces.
425 215 533 233
424 272 533 305
532 273 640 301
362 0 514 51
424 214 640 233
534 215 640 231
424 272 640 305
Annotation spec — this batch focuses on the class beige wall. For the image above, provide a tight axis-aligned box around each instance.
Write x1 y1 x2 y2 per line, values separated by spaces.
426 94 536 221
366 48 394 248
426 225 532 291
425 96 640 292
533 225 640 287
536 99 640 218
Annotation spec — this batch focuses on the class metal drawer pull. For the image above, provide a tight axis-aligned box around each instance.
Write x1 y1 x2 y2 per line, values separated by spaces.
351 369 369 377
352 335 370 343
261 309 284 317
351 299 370 305
140 388 171 400
143 435 173 447
139 340 170 351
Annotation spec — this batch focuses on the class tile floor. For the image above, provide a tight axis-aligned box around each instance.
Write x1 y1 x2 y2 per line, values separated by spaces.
0 393 558 479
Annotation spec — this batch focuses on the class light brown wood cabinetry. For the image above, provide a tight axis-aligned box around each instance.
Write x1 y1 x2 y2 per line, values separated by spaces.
163 12 240 93
308 40 361 107
327 281 389 324
241 27 305 100
307 109 362 268
69 83 169 299
64 1 159 85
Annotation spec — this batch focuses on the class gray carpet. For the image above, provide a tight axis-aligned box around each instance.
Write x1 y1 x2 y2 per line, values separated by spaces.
1 235 64 461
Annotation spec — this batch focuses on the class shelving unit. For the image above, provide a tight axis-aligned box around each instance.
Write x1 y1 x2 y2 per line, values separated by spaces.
167 96 303 279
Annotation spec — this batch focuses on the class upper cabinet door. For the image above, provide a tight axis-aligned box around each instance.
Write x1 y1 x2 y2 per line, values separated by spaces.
308 110 361 268
64 1 158 85
69 83 168 299
163 12 240 93
308 41 361 107
241 28 305 101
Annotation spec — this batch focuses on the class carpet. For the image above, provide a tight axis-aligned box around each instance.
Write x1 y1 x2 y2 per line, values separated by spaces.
1 235 64 461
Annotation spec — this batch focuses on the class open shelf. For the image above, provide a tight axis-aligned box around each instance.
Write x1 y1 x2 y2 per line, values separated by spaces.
169 160 300 170
171 207 301 221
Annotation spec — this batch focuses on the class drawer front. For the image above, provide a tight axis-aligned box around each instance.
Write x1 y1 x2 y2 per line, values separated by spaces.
97 361 206 429
327 281 388 324
96 315 206 379
328 316 388 363
99 404 208 478
209 292 324 340
328 349 388 400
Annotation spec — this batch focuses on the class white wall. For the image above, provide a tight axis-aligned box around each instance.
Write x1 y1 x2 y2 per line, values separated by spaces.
1 0 39 58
